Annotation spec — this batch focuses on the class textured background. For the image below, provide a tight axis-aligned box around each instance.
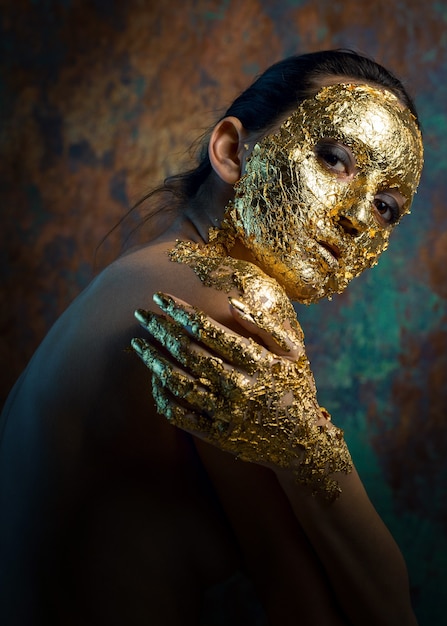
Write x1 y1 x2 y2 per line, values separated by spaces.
1 1 446 623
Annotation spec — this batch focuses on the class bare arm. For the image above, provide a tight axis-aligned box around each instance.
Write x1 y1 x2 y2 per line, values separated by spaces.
132 291 418 625
277 466 417 626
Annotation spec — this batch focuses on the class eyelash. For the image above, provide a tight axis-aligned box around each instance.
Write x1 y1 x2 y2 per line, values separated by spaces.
373 195 400 225
315 142 352 175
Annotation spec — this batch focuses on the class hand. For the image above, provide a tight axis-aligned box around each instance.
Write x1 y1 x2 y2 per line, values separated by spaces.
132 292 352 499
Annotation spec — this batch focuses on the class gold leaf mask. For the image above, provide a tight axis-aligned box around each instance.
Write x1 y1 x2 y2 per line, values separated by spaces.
224 83 424 303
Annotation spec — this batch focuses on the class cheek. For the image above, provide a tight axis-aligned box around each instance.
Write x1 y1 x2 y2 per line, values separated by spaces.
366 230 390 257
290 156 346 211
345 229 391 271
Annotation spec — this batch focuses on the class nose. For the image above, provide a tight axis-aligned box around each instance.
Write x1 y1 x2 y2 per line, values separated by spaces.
335 200 371 237
336 214 365 236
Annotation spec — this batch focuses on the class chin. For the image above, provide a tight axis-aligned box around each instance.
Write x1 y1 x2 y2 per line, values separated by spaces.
280 267 358 304
266 271 327 304
286 285 329 305
264 264 332 305
254 250 355 305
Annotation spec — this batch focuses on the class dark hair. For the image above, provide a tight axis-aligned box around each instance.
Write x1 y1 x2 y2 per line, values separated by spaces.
113 49 420 251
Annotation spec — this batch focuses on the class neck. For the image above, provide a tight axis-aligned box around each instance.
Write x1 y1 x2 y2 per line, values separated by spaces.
165 172 235 244
158 174 259 268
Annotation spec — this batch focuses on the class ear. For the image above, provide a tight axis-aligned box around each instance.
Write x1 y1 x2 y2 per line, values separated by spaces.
208 116 248 184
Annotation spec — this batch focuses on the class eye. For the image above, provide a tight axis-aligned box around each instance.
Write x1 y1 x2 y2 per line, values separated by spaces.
373 193 400 225
315 140 354 176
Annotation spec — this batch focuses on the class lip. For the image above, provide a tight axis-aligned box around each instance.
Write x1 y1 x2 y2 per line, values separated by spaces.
317 240 341 264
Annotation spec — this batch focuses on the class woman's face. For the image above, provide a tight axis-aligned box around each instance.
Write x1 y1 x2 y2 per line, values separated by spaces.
226 83 424 303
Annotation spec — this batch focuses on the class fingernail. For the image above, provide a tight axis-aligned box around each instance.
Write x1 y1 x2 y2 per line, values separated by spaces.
228 297 246 312
153 292 171 309
134 309 148 324
229 297 255 323
131 338 144 354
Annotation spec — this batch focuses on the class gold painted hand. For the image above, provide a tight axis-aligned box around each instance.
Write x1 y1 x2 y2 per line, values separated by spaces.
132 292 352 500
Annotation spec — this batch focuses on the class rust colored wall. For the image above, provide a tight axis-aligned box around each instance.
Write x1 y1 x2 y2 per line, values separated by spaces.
1 1 446 623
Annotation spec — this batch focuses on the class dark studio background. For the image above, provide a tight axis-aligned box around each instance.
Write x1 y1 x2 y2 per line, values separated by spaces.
1 1 446 624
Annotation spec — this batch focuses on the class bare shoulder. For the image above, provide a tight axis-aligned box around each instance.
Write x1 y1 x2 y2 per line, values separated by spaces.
0 238 237 466
106 239 242 327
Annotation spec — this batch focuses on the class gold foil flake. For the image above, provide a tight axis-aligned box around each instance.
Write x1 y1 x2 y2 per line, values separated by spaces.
169 240 303 352
134 295 352 500
224 83 423 303
146 83 425 498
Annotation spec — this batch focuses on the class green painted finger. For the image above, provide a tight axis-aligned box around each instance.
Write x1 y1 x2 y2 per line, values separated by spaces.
132 337 219 414
133 310 233 388
152 292 265 372
151 374 217 438
134 309 195 366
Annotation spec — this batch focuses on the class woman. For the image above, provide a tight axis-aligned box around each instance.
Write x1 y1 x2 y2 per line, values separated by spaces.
0 51 423 625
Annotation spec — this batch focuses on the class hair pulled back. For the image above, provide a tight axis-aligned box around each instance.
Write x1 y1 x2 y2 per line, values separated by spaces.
127 49 419 243
161 49 418 202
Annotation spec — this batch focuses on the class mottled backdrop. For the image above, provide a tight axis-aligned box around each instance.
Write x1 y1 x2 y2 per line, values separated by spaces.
1 1 446 624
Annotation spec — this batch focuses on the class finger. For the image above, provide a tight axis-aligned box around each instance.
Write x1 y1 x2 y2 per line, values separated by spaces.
151 374 206 432
152 291 267 372
151 375 229 443
131 337 218 414
229 297 305 360
134 310 240 390
134 308 200 365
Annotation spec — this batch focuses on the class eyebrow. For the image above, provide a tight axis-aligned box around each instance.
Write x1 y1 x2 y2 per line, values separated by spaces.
335 135 408 178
